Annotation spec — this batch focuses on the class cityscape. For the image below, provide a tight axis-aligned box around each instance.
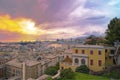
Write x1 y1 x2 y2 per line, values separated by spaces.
0 0 120 80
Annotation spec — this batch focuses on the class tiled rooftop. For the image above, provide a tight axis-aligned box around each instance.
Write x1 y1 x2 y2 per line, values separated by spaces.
74 45 115 49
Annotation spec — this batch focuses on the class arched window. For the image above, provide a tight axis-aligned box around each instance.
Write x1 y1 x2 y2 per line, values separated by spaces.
81 59 86 65
75 58 79 64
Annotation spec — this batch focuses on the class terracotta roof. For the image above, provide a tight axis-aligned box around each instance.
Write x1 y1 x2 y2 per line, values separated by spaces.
63 57 72 63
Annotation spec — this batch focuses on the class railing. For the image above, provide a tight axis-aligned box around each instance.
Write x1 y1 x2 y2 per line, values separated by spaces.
60 62 72 66
109 53 114 57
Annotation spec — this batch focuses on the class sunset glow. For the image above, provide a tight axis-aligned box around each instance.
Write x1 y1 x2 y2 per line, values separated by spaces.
0 15 46 42
0 0 120 42
19 20 38 35
0 15 45 35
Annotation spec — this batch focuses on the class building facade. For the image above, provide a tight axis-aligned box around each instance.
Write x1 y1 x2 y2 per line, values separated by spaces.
5 53 59 80
60 45 115 72
5 59 48 80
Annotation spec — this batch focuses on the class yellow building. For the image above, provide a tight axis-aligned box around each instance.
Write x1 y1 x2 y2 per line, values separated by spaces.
60 45 115 72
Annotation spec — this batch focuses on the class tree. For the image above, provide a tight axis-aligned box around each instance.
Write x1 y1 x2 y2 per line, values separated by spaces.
88 35 96 39
105 17 120 45
56 62 59 70
75 65 89 74
45 66 58 76
47 77 55 80
60 68 74 79
47 77 53 80
85 35 97 45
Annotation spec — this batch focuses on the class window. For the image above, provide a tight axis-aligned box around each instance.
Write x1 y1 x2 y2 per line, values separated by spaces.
98 50 102 55
90 59 93 65
98 60 102 66
105 49 108 53
13 69 15 72
81 59 85 65
82 50 85 54
110 50 115 55
16 70 21 75
68 46 70 49
90 50 93 55
75 49 78 53
75 58 79 64
37 57 41 61
66 55 69 58
9 68 11 71
12 74 15 76
61 67 64 70
109 56 111 59
105 57 107 60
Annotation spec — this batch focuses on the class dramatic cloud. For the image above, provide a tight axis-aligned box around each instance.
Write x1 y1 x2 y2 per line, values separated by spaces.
0 15 45 35
0 0 120 42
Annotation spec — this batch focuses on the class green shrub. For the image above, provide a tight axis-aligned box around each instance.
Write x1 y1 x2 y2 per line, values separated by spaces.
56 62 59 70
45 66 58 76
103 72 110 78
47 77 54 80
60 68 74 79
110 71 120 79
75 65 89 74
103 71 120 79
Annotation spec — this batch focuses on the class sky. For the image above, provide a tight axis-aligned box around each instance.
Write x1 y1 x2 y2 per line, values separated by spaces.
0 0 120 42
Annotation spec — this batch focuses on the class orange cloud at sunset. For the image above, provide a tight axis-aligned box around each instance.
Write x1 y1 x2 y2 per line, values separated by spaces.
0 15 47 42
0 15 45 35
0 0 120 42
0 15 82 42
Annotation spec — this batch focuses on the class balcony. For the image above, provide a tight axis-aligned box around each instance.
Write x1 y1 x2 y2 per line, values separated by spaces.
72 54 88 58
109 53 114 57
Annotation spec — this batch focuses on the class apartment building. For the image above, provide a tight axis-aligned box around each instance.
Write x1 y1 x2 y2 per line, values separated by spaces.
6 58 48 80
60 45 115 72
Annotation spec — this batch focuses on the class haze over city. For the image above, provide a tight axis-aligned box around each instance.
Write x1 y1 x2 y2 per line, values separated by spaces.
0 0 120 80
0 0 120 42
